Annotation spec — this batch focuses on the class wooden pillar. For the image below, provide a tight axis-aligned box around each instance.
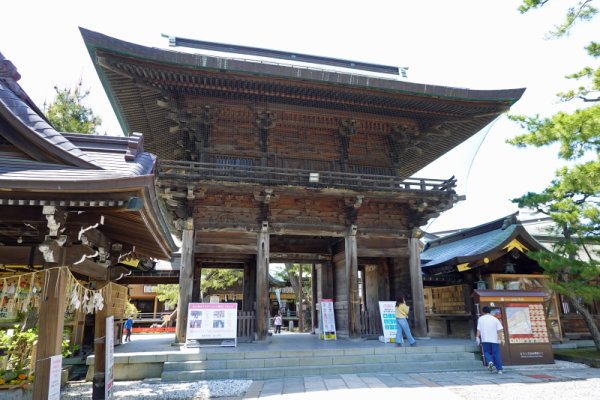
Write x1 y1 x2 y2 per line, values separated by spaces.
345 225 361 338
310 263 317 334
153 296 158 319
33 266 68 399
92 281 111 400
243 262 256 312
298 263 303 332
176 223 195 344
409 236 427 337
256 222 270 341
192 262 202 303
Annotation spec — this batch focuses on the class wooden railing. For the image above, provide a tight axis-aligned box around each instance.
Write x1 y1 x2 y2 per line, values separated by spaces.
158 160 456 193
360 309 382 337
237 311 255 342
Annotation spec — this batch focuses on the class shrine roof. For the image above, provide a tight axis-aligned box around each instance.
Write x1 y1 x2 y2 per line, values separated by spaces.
80 28 526 174
421 213 545 275
0 52 176 259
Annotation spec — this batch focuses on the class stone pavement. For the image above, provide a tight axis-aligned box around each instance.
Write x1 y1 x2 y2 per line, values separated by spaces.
237 361 600 399
60 360 600 399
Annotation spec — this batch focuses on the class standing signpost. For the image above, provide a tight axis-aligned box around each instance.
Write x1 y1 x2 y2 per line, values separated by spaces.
378 301 397 343
320 299 337 340
105 316 114 399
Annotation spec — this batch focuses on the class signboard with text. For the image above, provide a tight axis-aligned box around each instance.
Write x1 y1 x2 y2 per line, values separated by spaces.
186 302 238 345
47 355 62 400
379 301 397 343
320 299 336 340
105 315 114 399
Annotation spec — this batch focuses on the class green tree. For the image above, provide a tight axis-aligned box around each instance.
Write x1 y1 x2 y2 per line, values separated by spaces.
43 79 102 134
200 269 243 300
278 264 312 331
509 0 600 350
153 284 179 308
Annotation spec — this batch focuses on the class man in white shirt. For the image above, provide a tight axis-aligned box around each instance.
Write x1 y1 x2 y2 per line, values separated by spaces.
476 306 504 374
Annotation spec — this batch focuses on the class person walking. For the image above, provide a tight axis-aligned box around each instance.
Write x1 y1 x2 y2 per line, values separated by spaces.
274 312 282 334
395 295 416 347
124 316 133 342
476 306 504 374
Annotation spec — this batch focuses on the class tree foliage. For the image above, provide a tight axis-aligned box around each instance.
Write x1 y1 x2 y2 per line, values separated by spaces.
200 269 243 298
43 80 102 134
153 284 179 307
510 0 600 350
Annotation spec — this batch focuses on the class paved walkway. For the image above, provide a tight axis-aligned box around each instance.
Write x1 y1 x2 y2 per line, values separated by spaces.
237 363 600 399
61 361 600 399
60 333 600 399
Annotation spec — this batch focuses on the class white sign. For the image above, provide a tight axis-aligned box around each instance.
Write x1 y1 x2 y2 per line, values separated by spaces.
105 315 114 399
320 299 336 340
379 301 397 343
186 302 238 342
47 354 62 400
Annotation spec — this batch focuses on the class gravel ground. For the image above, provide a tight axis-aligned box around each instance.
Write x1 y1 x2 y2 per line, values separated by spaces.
61 379 252 399
449 379 600 400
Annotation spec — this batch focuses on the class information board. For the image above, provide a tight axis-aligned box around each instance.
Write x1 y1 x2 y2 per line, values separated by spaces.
47 354 62 400
186 302 238 346
105 315 114 399
378 301 397 343
320 299 336 340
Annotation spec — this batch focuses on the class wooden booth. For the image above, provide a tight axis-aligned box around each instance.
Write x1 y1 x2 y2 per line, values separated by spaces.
81 28 525 342
473 290 554 365
421 214 563 341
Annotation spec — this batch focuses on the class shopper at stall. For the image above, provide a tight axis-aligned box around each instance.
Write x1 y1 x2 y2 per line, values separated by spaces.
476 306 504 374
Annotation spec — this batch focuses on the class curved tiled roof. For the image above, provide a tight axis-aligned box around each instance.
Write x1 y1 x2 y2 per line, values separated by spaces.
421 214 545 274
0 53 100 168
80 28 526 177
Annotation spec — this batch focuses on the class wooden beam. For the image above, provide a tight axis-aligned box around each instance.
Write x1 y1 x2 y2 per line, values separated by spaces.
33 267 68 399
175 227 195 343
269 252 331 262
69 259 109 281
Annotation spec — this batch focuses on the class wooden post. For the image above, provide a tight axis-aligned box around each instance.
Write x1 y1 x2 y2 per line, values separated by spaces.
176 223 195 344
345 225 361 339
33 266 68 399
92 282 111 400
311 263 317 334
298 263 303 332
243 262 256 312
153 296 158 320
256 222 270 341
409 235 427 337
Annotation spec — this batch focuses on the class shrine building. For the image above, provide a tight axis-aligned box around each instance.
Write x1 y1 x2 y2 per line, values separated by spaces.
80 28 525 342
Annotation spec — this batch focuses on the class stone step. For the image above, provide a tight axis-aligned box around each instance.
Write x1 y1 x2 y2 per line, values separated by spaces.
161 359 483 381
162 351 476 371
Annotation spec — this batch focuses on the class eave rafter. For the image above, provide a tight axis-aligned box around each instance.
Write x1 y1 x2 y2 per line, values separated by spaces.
97 53 510 121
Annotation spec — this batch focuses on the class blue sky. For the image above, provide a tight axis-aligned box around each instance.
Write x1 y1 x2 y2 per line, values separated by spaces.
1 0 597 232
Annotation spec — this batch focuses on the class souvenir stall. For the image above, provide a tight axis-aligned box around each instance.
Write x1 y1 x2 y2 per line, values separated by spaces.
473 290 554 365
421 214 564 342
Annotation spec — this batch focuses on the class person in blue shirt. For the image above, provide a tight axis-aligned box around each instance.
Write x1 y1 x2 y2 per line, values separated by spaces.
124 317 133 342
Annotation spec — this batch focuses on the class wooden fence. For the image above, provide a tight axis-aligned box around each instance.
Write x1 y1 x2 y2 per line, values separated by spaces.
237 311 255 342
360 309 382 338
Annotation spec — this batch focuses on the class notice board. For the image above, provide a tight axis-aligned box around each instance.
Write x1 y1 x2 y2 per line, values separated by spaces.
320 299 337 340
378 301 397 343
186 302 238 347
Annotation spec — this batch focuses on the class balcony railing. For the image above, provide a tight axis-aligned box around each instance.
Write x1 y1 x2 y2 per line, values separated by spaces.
158 160 456 193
